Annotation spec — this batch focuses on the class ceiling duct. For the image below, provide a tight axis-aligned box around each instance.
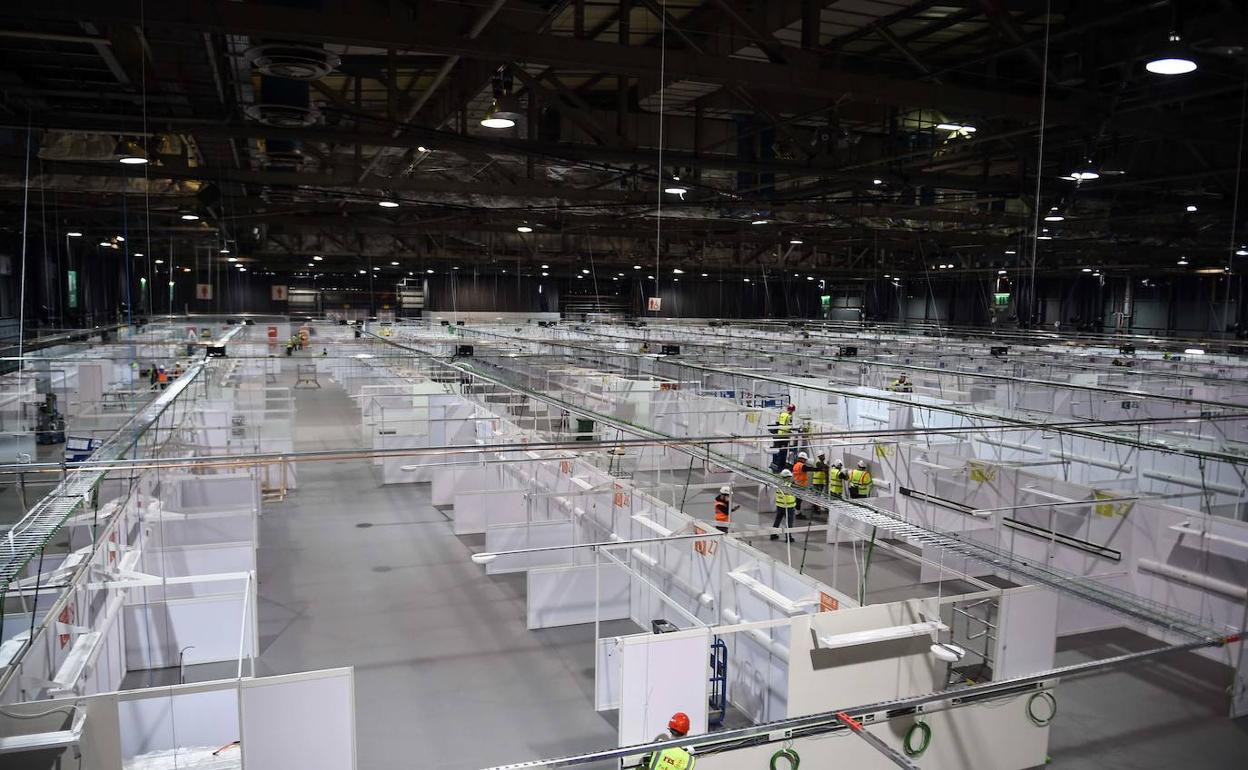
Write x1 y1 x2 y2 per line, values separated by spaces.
243 43 340 80
244 75 320 127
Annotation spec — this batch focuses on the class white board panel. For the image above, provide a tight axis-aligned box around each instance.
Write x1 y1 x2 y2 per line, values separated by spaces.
453 490 528 535
618 628 710 747
527 563 631 629
118 688 240 760
995 587 1058 679
241 668 356 770
484 520 573 574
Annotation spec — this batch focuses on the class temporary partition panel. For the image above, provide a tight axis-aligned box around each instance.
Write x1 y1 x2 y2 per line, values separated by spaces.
526 562 630 629
617 628 711 747
239 668 357 770
484 520 574 574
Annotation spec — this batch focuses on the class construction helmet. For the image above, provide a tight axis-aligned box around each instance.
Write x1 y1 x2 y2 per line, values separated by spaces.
669 712 691 736
858 460 867 469
787 404 796 412
797 452 809 460
835 461 843 468
719 486 732 495
780 469 793 478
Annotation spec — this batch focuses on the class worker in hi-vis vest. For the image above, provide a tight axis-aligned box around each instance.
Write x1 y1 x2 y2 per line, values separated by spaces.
791 452 810 519
812 453 829 493
771 469 797 542
776 403 795 437
713 486 738 534
643 712 695 769
849 460 873 498
830 461 848 498
889 374 913 393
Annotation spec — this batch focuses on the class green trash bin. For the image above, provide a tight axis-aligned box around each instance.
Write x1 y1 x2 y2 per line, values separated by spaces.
575 418 594 441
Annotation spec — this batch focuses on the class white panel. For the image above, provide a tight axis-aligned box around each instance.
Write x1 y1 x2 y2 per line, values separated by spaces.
595 636 622 711
527 563 631 629
484 520 573 574
618 629 710 747
241 668 356 770
118 688 240 759
124 593 252 669
453 490 527 535
995 587 1058 679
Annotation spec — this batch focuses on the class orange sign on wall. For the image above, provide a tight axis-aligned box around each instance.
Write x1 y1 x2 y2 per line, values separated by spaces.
693 524 717 556
819 592 840 612
613 483 631 508
58 606 74 649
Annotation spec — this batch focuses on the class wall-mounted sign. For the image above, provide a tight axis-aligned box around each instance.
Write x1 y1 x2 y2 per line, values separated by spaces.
647 297 662 311
196 283 213 300
271 285 289 301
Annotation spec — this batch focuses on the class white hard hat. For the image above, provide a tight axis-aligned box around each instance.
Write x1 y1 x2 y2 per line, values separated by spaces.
719 486 732 495
797 452 808 460
834 461 843 467
857 460 867 469
780 469 793 477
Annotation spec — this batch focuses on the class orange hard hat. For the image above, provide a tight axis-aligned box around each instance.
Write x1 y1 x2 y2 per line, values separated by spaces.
669 712 691 736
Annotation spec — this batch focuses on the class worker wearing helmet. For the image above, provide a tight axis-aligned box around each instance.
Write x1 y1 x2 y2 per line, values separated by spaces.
830 460 848 498
791 452 810 519
713 486 739 534
772 469 797 542
643 712 695 769
849 460 874 499
889 374 913 393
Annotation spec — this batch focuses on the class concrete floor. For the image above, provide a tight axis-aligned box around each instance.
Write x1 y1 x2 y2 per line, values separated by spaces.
252 373 1248 769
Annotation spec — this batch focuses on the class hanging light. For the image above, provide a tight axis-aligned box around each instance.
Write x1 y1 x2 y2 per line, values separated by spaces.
1037 229 1054 240
1069 160 1100 181
66 231 83 237
664 180 689 196
1082 267 1092 273
481 94 522 129
227 257 238 263
1146 32 1198 75
789 238 803 245
672 268 684 274
633 265 642 270
154 259 164 265
751 218 768 225
378 196 400 208
133 252 143 257
541 271 549 277
219 246 230 254
872 178 883 185
1177 257 1189 265
998 269 1007 275
1185 204 1198 213
701 273 708 277
312 255 323 261
426 268 435 274
115 235 125 242
582 268 591 274
516 225 533 233
1236 247 1248 256
1044 207 1065 222
936 123 977 134
391 261 400 266
115 139 148 165
1005 249 1017 255
180 212 200 221
417 145 430 153
98 241 111 247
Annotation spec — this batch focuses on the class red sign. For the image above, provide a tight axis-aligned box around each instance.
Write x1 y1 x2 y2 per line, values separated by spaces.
693 525 717 556
267 326 278 340
559 460 572 475
613 483 631 508
58 606 74 649
819 592 840 612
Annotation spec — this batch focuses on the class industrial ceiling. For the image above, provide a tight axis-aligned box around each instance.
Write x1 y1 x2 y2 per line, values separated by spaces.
0 0 1245 278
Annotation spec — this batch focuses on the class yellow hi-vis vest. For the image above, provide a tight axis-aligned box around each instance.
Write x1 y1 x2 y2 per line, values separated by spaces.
775 484 797 509
777 410 792 435
648 746 694 769
830 469 845 494
849 468 873 495
812 465 828 487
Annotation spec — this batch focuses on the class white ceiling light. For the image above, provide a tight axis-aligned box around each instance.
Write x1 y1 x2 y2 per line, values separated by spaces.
116 139 148 165
313 255 323 261
238 267 247 272
633 264 642 270
180 212 200 221
1186 204 1198 212
1184 347 1206 355
1005 249 1017 255
884 274 891 278
425 268 434 274
751 219 768 225
1236 247 1248 256
359 269 367 274
227 257 238 263
219 247 230 254
516 225 533 233
936 122 976 133
541 271 549 276
700 272 708 277
98 241 111 247
66 231 82 237
481 95 521 129
646 274 654 279
672 268 684 274
1069 160 1100 181
998 269 1007 275
789 238 803 245
378 197 399 208
1044 207 1065 222
581 268 591 274
541 264 549 269
806 276 814 281
154 259 164 265
115 235 125 242
664 184 688 196
1037 229 1054 240
1146 32 1198 75
743 277 750 282
872 178 883 185
417 145 429 153
1177 257 1189 265
1082 267 1092 272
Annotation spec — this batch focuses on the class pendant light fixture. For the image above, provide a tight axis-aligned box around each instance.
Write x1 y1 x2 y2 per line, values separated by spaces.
1146 31 1197 75
481 67 521 129
115 139 149 165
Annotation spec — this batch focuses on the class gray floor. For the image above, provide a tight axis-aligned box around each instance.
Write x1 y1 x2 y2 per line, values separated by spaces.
254 378 1248 769
255 375 622 770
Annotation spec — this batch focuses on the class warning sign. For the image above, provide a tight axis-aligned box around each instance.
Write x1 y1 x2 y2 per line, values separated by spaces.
196 283 212 300
647 297 662 311
58 605 74 649
1093 490 1134 517
271 285 289 301
819 592 840 612
559 460 572 475
613 483 631 508
968 461 997 483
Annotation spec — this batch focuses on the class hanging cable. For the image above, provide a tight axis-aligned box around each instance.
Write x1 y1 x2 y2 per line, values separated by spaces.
1027 0 1053 328
652 0 668 312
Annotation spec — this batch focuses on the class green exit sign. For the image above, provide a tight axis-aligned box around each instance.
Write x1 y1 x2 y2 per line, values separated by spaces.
993 292 1011 306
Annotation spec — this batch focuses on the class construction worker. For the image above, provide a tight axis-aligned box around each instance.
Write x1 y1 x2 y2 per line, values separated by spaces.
321 347 328 357
776 403 795 439
285 338 294 357
643 712 695 769
849 460 873 499
889 374 913 393
829 460 848 499
772 469 797 542
713 486 738 534
768 403 797 470
156 367 169 390
791 452 810 519
812 453 829 494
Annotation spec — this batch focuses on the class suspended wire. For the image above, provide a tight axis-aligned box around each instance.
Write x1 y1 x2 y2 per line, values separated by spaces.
652 0 667 312
1221 60 1247 333
17 115 32 375
1027 0 1053 328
